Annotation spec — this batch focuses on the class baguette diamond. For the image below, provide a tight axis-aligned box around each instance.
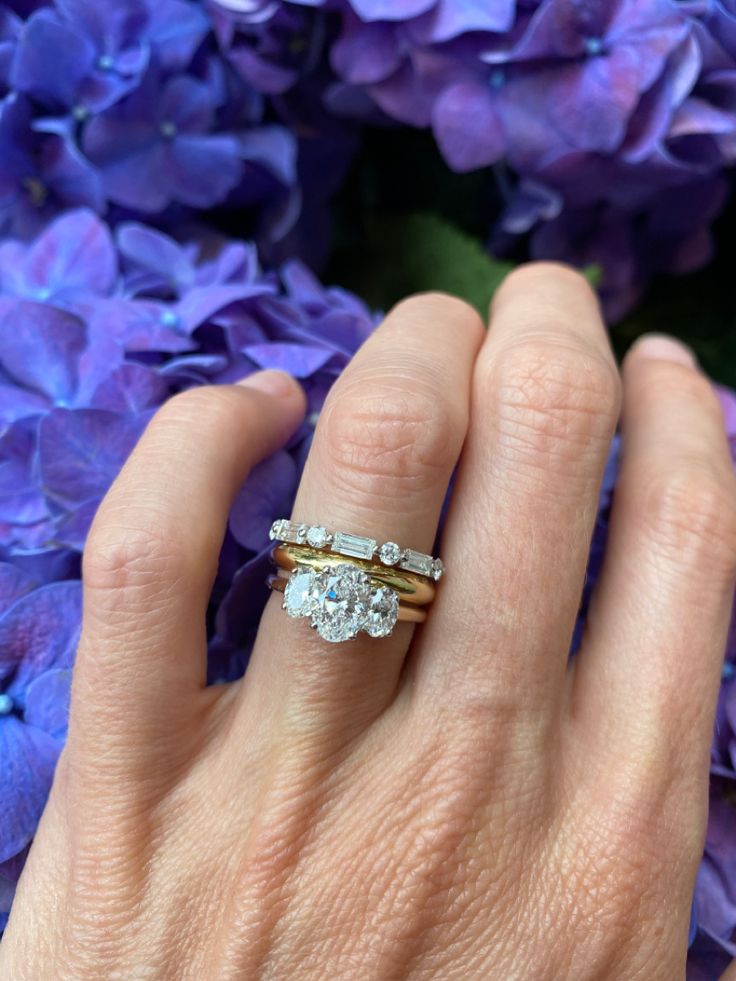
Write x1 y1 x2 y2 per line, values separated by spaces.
332 531 377 560
400 549 434 577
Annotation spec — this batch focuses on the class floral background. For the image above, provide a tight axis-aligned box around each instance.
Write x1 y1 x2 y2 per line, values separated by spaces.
1 1 736 976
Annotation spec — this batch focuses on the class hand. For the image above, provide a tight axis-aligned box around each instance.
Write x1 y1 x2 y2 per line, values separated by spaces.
2 264 735 980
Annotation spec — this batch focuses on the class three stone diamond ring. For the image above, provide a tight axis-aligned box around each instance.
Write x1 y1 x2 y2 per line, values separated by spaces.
268 519 443 643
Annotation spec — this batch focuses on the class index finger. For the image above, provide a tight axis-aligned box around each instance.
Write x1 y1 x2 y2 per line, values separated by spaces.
72 372 305 736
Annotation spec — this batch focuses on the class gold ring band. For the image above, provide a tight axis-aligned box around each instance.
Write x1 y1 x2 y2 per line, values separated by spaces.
272 544 435 606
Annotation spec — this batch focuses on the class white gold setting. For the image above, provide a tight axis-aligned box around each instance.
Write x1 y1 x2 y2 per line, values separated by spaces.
283 563 400 642
270 519 445 581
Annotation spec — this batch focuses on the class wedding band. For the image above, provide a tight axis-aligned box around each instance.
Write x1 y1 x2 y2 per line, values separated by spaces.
269 519 444 581
267 519 444 644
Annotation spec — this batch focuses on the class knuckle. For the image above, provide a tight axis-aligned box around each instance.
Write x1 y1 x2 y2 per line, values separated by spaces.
485 338 620 465
319 381 463 498
83 515 186 600
640 466 736 579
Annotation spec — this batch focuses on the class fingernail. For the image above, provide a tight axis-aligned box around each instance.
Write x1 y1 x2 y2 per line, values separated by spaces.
238 370 299 398
631 334 697 368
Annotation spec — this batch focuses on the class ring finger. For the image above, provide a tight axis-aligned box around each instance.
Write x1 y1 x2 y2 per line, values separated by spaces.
242 293 483 738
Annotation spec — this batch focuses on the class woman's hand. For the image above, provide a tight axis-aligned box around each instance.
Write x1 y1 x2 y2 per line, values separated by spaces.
2 264 735 980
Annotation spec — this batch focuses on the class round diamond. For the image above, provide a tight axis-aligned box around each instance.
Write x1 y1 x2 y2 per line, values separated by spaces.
431 558 445 581
306 525 330 549
364 587 399 638
283 568 320 618
312 565 371 643
378 541 402 566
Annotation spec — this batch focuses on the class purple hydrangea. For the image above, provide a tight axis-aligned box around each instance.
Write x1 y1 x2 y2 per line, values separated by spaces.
0 0 344 255
0 206 376 922
312 0 736 318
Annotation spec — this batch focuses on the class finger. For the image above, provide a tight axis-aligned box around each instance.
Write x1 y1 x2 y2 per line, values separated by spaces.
245 293 483 736
415 264 621 745
72 372 306 737
571 336 736 786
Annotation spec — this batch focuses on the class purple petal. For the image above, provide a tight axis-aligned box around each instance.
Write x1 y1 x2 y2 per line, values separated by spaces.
22 208 117 299
176 283 272 333
332 17 403 85
38 408 144 506
161 74 218 132
214 547 272 648
229 450 298 550
0 563 35 617
238 125 297 187
421 0 515 41
433 81 506 171
53 497 100 551
0 716 60 863
165 135 243 208
10 9 94 109
116 222 195 292
242 341 335 376
0 301 86 404
347 0 435 22
0 580 81 689
90 363 168 412
24 668 72 739
0 383 49 425
148 0 210 71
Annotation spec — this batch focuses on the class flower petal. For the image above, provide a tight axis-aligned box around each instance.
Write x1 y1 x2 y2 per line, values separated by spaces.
0 716 60 863
0 580 81 690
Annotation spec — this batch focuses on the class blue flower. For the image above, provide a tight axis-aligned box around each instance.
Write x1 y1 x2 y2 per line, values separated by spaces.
0 573 80 920
0 95 103 237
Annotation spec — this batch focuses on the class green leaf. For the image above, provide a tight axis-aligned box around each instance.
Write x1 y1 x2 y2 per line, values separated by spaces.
330 212 513 316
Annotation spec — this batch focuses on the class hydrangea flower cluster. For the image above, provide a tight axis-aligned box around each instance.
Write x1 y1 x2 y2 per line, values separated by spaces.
0 0 355 258
4 0 736 316
0 206 375 929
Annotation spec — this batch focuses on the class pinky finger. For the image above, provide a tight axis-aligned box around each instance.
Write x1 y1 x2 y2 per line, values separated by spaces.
572 336 736 787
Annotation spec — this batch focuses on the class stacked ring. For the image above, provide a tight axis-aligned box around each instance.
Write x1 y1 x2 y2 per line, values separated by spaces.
268 519 443 644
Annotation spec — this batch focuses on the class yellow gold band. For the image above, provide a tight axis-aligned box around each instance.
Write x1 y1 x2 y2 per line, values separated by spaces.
271 544 436 606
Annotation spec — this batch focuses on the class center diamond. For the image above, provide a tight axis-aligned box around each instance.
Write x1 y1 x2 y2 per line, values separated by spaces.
312 565 372 643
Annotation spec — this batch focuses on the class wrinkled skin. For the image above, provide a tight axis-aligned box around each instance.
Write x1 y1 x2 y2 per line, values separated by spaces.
2 265 736 979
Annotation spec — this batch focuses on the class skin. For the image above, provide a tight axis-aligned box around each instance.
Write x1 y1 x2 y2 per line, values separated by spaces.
1 263 735 979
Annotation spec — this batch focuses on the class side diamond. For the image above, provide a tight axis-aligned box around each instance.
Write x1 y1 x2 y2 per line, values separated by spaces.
400 549 433 577
378 541 402 566
283 568 320 618
307 525 330 549
364 587 399 638
332 531 377 560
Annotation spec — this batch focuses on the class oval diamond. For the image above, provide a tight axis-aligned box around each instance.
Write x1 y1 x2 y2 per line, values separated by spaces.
312 565 371 643
364 586 399 638
283 568 320 618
